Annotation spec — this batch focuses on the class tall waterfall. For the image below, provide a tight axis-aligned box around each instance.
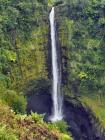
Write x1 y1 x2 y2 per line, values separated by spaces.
49 7 63 122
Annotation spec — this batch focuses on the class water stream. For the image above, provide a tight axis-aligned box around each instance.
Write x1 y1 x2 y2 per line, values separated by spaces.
49 7 63 122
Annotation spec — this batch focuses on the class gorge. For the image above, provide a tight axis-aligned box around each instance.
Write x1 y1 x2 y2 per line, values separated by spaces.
1 0 105 140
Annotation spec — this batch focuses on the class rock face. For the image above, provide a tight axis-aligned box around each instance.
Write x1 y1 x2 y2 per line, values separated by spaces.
27 93 104 140
27 92 52 115
55 5 69 85
64 99 105 140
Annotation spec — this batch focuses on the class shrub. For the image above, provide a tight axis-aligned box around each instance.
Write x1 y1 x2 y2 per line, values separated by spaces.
48 121 73 140
1 90 26 114
31 112 44 123
61 134 73 140
48 120 69 133
0 124 18 140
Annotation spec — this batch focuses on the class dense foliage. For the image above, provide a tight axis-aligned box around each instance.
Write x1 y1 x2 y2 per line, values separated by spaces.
0 0 50 113
0 0 105 139
0 0 49 92
57 0 105 99
56 0 105 133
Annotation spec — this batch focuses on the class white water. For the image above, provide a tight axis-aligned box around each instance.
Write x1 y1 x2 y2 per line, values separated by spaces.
49 7 63 122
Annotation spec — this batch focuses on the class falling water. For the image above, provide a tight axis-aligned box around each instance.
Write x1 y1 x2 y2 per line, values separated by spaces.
49 7 63 122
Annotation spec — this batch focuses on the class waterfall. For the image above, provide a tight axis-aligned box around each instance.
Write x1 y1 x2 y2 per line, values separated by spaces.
49 7 63 122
